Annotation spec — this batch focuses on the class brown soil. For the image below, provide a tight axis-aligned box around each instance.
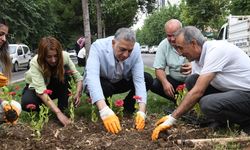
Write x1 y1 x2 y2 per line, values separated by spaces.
0 114 249 150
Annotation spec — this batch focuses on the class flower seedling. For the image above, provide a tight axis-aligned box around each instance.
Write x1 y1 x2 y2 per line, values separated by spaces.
67 70 78 122
175 84 202 117
133 95 142 111
27 104 50 140
113 99 124 118
107 97 124 118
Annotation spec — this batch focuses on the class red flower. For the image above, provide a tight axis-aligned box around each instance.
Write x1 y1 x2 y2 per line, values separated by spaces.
114 99 124 107
43 89 53 95
133 95 142 102
86 97 92 104
15 85 20 90
26 104 36 110
8 92 16 96
176 84 186 92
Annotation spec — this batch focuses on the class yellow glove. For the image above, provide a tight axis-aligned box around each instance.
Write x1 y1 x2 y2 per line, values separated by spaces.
100 106 121 134
135 111 146 130
151 114 176 141
0 73 8 87
2 100 22 124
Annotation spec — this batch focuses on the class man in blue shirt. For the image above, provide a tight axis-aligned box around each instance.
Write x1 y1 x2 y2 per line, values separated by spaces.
84 28 153 134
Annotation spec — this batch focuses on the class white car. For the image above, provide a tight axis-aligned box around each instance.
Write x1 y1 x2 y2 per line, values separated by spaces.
149 45 158 54
140 45 149 53
67 50 78 65
8 44 32 72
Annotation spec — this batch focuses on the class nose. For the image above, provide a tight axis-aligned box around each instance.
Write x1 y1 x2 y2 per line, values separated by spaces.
122 50 129 58
51 57 56 62
0 34 6 42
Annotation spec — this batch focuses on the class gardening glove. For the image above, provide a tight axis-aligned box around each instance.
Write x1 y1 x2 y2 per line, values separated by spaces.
1 100 22 124
151 114 177 141
99 106 121 134
0 73 8 87
135 111 146 130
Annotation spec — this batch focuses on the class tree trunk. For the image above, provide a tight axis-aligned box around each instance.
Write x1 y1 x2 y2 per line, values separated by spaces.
95 0 102 38
81 0 91 58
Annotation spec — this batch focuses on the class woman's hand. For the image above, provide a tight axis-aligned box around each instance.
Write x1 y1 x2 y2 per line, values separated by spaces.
56 111 71 126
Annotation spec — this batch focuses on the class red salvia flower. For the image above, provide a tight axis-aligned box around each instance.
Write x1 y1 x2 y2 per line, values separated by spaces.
43 89 53 95
114 99 124 107
15 85 20 90
176 84 186 92
26 104 36 110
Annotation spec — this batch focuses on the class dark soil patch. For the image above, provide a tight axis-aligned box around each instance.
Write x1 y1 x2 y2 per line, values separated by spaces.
0 114 249 150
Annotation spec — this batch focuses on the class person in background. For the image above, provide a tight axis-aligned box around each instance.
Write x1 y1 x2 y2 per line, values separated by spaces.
21 36 83 126
75 36 85 54
77 44 86 67
0 19 12 82
84 28 153 134
151 19 191 103
152 26 250 140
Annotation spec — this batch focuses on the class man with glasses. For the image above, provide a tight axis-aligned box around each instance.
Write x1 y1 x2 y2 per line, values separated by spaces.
151 19 191 103
84 28 153 134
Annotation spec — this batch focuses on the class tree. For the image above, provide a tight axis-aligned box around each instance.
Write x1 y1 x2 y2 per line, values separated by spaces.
1 0 57 50
95 0 102 38
179 0 230 33
136 3 181 46
230 0 250 15
82 0 91 56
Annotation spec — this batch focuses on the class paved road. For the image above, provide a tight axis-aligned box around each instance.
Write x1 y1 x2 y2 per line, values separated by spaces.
11 53 156 83
141 53 155 68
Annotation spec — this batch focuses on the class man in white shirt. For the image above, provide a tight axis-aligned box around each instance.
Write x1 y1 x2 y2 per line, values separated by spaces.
152 26 250 140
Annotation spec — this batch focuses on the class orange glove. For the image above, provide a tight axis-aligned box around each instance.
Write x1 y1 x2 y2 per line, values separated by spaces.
0 73 8 87
151 114 176 141
135 111 146 130
1 100 22 124
99 106 121 134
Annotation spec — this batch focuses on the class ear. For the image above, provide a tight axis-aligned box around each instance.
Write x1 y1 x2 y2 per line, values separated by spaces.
112 39 116 47
191 39 196 46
